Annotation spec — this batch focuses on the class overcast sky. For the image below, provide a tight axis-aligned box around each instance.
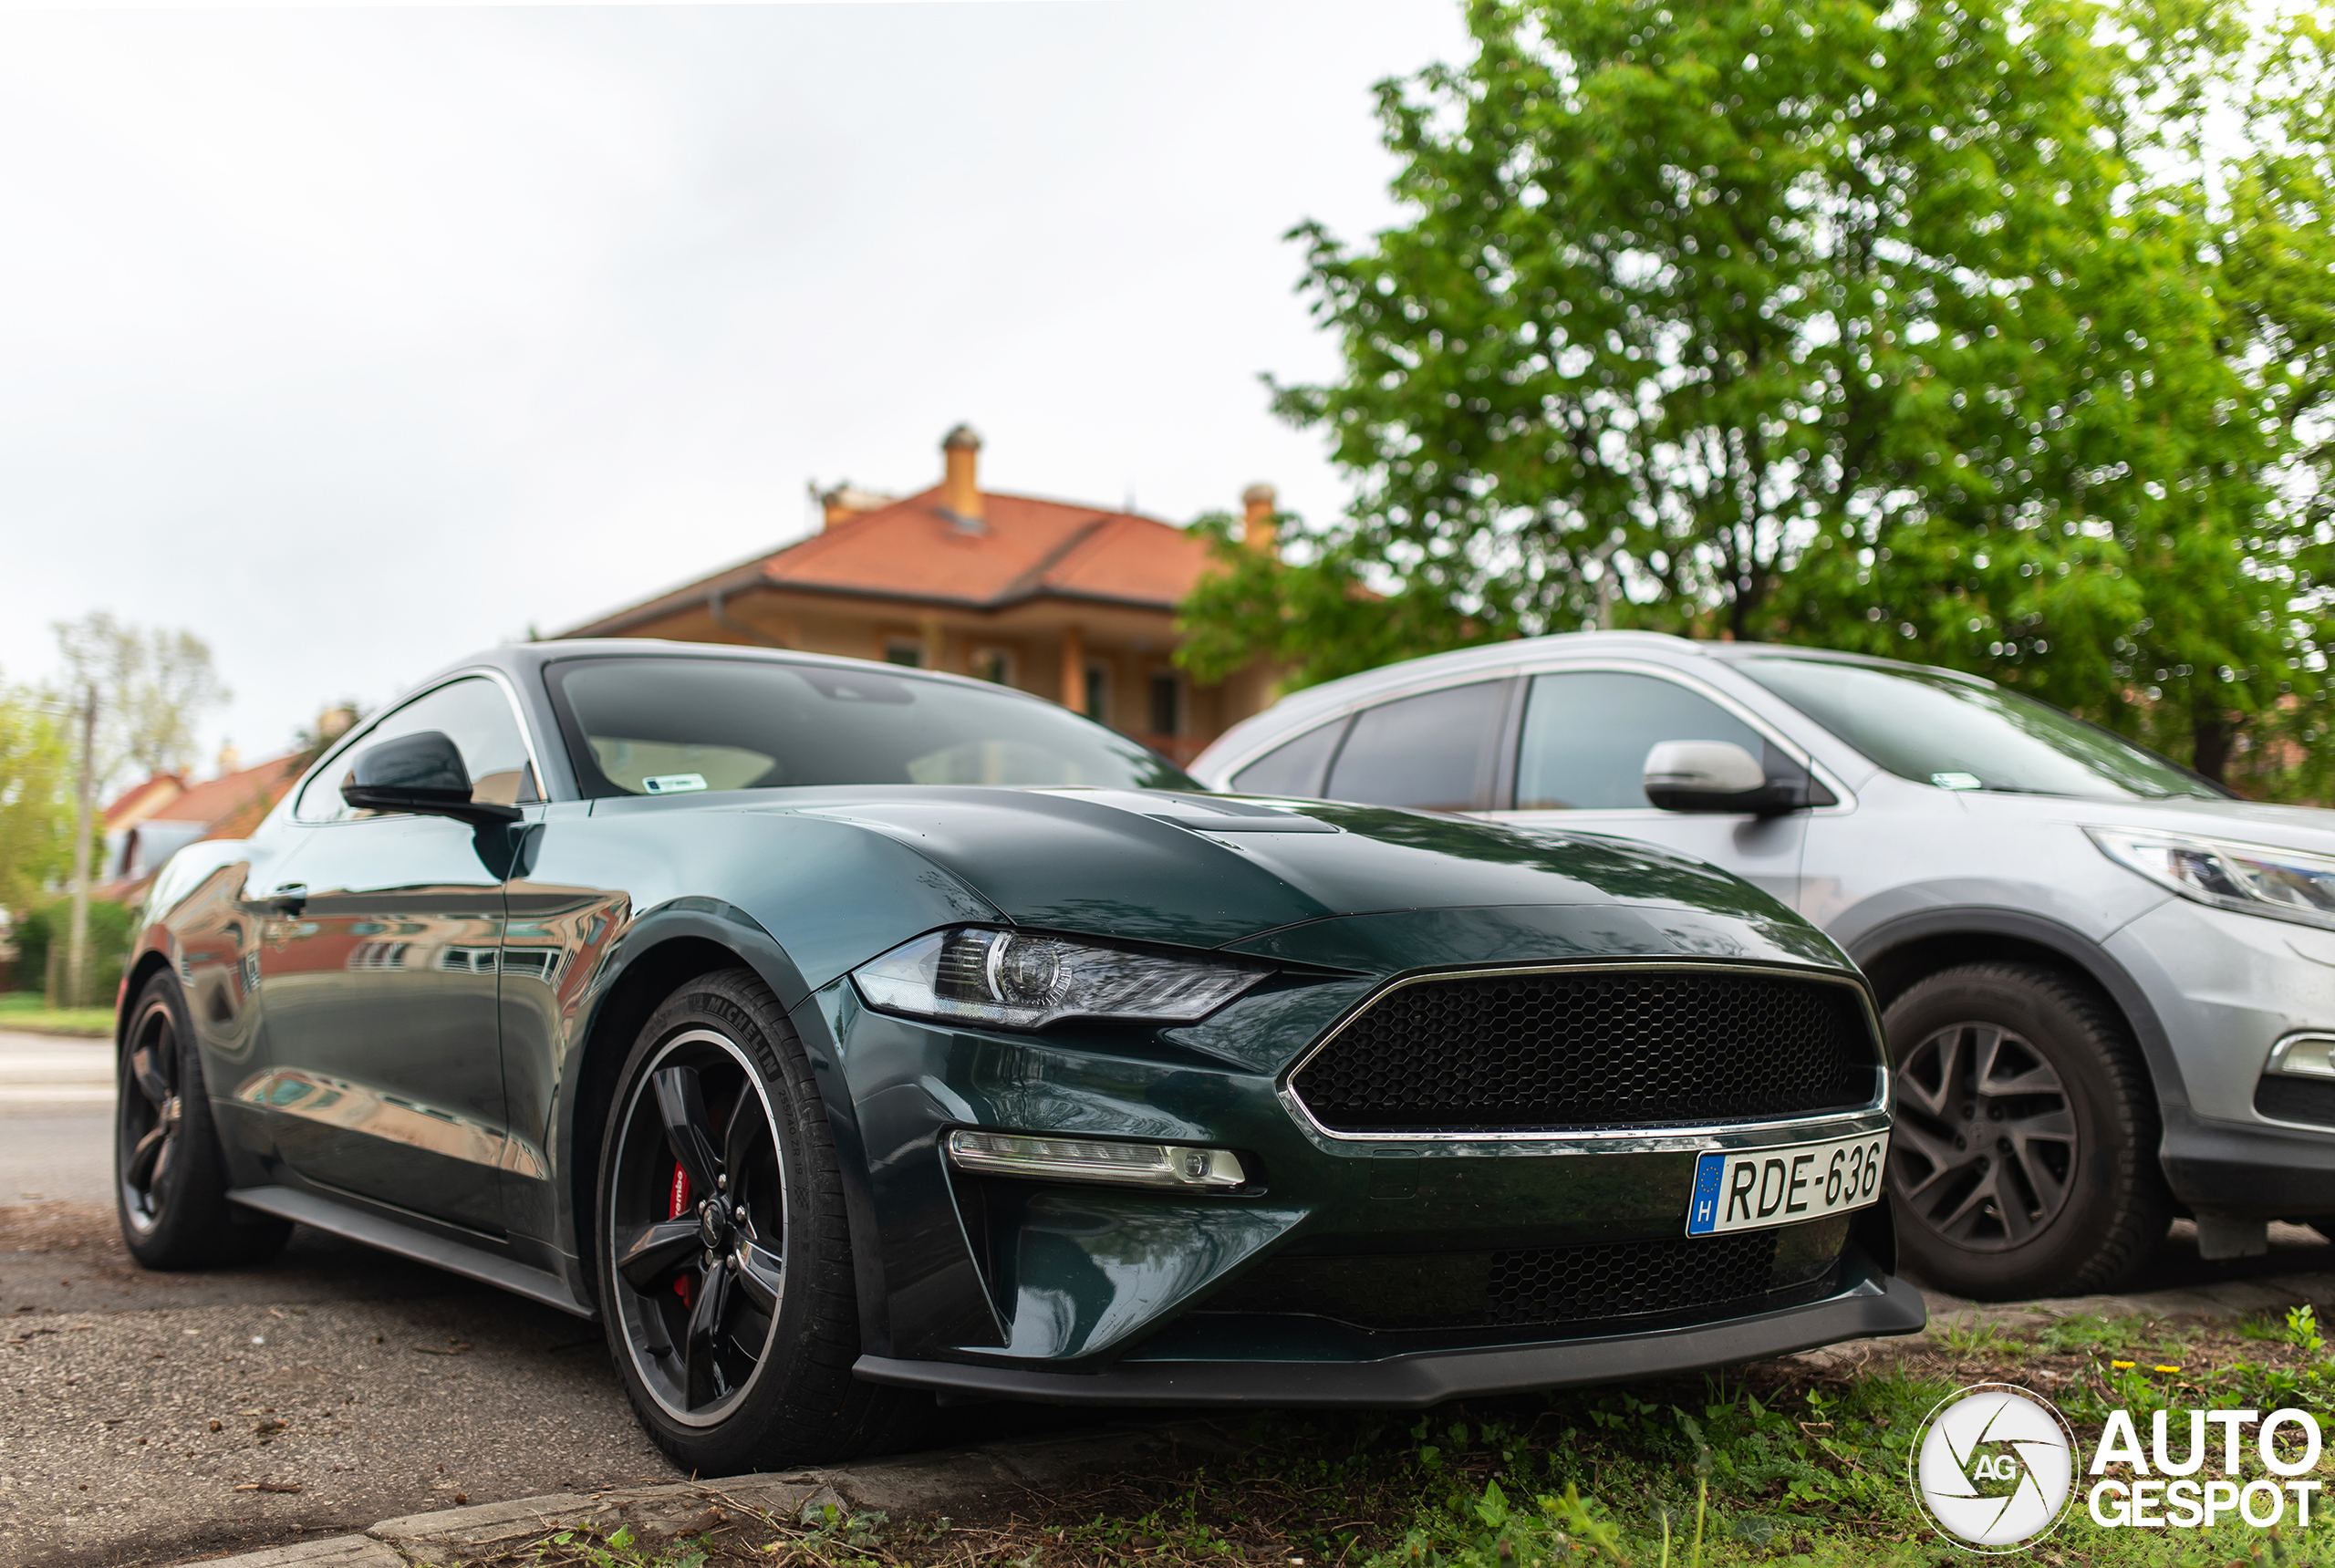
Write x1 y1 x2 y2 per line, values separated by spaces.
0 0 1468 775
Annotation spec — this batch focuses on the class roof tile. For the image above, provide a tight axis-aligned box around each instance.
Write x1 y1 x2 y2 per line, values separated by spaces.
760 485 1210 608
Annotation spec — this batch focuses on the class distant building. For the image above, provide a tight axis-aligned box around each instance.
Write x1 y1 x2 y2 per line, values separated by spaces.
555 426 1281 763
95 744 306 904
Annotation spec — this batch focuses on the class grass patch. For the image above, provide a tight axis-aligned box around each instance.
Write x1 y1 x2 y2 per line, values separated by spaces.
0 990 114 1035
475 1309 2335 1568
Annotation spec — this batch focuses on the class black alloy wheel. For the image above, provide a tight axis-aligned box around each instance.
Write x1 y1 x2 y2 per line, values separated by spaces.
595 969 922 1473
119 992 186 1238
605 1028 791 1425
1884 962 2168 1300
113 974 290 1271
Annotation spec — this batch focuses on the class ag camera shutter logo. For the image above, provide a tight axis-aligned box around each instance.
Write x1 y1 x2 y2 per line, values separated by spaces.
1910 1385 2077 1552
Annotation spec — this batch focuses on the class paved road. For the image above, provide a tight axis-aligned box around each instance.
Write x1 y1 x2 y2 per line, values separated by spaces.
2 1032 116 1208
0 1031 680 1567
11 1026 2335 1567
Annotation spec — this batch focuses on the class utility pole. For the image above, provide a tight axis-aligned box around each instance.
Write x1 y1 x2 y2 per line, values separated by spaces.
66 685 95 1009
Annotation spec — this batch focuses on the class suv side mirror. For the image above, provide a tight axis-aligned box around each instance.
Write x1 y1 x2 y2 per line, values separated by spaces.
340 731 522 826
1643 740 1805 816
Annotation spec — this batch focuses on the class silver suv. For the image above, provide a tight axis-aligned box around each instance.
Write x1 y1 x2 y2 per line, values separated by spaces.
1191 630 2335 1300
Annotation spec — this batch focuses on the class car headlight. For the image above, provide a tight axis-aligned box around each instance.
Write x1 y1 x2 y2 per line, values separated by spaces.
2088 828 2335 930
851 927 1268 1028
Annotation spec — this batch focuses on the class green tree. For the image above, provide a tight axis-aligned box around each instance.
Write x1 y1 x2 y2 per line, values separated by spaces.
2203 8 2335 795
1181 0 2332 785
49 613 230 1005
12 898 132 1000
0 679 72 923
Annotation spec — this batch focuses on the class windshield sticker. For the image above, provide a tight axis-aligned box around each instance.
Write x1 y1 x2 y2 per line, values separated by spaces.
642 774 709 794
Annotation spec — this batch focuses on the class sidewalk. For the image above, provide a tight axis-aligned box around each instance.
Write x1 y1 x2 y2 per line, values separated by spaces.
1 1027 115 1206
0 1028 115 1106
180 1425 1226 1568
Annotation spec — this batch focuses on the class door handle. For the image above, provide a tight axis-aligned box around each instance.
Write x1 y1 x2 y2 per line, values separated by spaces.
267 884 308 916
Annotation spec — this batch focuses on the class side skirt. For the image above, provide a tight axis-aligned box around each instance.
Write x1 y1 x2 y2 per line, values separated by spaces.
229 1184 596 1320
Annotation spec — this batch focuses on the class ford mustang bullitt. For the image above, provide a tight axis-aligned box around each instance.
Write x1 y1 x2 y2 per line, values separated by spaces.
118 641 1923 1472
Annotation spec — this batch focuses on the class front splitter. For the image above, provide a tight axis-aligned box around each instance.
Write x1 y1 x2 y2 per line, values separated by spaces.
854 1274 1927 1407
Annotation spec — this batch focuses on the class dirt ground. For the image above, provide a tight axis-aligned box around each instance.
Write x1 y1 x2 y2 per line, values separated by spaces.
0 1200 677 1567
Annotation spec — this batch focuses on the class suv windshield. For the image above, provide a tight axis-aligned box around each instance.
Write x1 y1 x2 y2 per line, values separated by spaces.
546 656 1194 798
1735 657 2223 801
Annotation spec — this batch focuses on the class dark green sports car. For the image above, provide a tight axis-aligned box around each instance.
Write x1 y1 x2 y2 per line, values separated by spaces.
119 642 1922 1472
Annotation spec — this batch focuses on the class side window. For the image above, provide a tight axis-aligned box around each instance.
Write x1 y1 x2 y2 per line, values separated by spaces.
1323 680 1510 813
1516 671 1767 810
296 679 534 823
1229 719 1347 798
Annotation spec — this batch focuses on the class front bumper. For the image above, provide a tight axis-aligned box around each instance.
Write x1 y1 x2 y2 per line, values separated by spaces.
2107 900 2335 1214
798 925 1909 1386
2160 1105 2335 1217
855 1265 1925 1407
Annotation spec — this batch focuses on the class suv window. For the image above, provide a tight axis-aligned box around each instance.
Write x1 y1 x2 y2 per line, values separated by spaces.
1323 680 1509 812
1229 719 1345 797
1516 670 1766 810
1735 656 2222 800
296 678 535 823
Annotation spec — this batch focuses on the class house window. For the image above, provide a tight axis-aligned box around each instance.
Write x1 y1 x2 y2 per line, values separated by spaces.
1083 659 1110 723
883 639 923 669
1148 670 1181 736
970 649 1012 686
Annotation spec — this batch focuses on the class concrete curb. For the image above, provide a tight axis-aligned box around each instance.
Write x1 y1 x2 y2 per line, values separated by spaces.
175 1422 1234 1567
1787 1271 2335 1374
1925 1270 2335 1330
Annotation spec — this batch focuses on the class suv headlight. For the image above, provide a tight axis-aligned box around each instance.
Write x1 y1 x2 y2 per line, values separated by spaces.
851 927 1268 1028
2089 828 2335 930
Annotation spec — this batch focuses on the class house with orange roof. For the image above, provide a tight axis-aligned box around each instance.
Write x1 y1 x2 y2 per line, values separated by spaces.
555 427 1281 763
95 745 307 903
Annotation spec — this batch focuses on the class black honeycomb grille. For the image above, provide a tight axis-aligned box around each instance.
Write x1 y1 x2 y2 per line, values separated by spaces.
1198 1228 1832 1334
1292 967 1877 1132
1487 1232 1779 1326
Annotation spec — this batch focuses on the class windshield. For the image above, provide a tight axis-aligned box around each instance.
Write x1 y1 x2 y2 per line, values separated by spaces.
1734 658 2223 801
546 657 1195 798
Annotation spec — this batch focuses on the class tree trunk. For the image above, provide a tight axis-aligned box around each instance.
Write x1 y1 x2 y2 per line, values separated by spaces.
2192 709 2234 786
67 689 95 1010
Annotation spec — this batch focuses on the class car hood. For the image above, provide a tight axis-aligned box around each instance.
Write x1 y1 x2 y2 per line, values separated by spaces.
744 785 1844 967
1961 788 2335 858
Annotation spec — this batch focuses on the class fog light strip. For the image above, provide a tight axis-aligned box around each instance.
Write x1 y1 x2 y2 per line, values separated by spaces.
945 1129 1246 1189
2268 1033 2335 1080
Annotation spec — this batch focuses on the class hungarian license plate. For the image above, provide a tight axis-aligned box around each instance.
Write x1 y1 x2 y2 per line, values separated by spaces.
1684 1131 1888 1236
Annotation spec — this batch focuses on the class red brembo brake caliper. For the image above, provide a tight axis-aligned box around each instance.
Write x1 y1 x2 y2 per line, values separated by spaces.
669 1162 692 1309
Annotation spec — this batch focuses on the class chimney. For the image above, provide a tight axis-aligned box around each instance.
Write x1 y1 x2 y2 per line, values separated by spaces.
215 740 241 778
941 424 984 528
1241 483 1278 555
818 483 895 530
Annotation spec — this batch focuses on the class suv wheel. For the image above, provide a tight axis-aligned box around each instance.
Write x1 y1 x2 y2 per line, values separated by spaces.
116 974 291 1269
1884 962 2168 1300
595 969 922 1473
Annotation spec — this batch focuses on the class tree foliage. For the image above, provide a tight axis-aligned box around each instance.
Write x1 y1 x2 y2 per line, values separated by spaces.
0 680 72 919
51 611 232 795
10 897 132 994
1180 0 2335 787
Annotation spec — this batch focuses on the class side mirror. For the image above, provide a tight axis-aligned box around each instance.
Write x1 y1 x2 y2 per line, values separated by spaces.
1643 740 1802 816
340 732 521 826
